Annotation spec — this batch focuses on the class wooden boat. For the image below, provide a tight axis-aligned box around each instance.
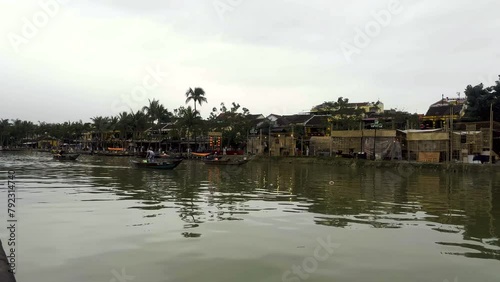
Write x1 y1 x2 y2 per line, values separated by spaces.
203 157 249 166
131 159 182 170
134 153 179 160
53 153 80 160
191 152 212 157
157 153 172 158
107 147 126 151
136 152 186 159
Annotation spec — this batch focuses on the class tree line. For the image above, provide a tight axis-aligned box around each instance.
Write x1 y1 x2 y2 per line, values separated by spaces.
0 87 253 149
1 76 499 148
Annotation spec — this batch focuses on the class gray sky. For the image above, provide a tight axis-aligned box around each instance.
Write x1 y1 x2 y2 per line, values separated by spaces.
1 0 499 123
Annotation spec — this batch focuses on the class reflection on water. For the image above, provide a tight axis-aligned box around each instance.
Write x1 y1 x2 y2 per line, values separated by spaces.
1 151 500 281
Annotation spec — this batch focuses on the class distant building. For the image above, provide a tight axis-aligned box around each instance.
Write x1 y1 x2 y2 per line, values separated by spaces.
422 98 466 129
311 101 384 117
346 101 384 115
248 114 331 156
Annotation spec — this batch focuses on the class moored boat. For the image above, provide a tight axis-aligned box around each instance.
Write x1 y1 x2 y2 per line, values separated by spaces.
107 147 126 151
203 157 249 166
131 159 182 170
191 152 212 157
53 153 80 160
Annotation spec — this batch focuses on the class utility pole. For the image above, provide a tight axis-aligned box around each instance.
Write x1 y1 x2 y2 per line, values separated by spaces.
450 103 454 163
371 120 382 160
259 128 262 155
490 102 494 165
329 123 333 157
268 123 271 157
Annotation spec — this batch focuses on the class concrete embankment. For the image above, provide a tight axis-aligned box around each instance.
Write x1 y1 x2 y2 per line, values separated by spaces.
0 240 16 282
251 156 500 173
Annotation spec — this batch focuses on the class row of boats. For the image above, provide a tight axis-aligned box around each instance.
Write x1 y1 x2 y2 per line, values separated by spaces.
52 152 251 170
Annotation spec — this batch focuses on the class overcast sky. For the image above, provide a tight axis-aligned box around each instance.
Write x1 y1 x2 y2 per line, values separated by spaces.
0 0 499 123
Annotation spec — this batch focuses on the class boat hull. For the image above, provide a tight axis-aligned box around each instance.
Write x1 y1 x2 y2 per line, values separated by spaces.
191 152 212 157
53 154 80 160
131 159 182 170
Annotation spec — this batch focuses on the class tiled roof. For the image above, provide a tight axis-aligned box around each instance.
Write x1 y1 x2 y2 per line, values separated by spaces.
425 104 463 116
305 115 330 127
430 98 466 107
280 115 314 124
246 114 265 120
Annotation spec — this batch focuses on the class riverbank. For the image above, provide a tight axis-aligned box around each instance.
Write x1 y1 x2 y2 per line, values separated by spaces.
251 155 500 173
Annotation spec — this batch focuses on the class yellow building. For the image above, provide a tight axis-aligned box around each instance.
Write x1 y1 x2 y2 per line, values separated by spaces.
37 137 60 149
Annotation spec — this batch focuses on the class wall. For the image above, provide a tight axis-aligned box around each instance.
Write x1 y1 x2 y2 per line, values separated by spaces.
247 136 295 156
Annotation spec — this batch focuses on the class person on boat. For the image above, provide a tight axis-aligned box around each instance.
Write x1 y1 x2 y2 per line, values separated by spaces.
146 148 155 163
56 149 65 157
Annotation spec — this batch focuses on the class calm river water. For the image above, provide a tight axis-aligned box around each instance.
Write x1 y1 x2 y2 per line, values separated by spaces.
0 151 499 282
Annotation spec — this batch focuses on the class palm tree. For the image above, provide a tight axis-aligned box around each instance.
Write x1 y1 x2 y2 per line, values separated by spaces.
185 88 207 150
178 106 201 151
185 87 207 113
108 116 119 146
143 99 174 147
117 112 132 139
142 98 163 125
130 110 148 141
91 116 110 150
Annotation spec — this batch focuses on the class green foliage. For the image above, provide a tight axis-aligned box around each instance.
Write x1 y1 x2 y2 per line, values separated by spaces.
208 102 251 147
379 109 420 129
185 87 207 112
463 76 500 121
312 97 365 130
178 106 202 141
142 98 173 125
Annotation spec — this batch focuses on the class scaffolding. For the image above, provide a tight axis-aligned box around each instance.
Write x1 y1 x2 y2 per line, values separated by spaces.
401 130 449 162
331 137 361 154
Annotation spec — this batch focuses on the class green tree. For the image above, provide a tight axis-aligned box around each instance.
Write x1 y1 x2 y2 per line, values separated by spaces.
91 116 110 149
185 87 207 113
185 88 207 149
208 102 251 148
178 106 201 149
142 98 172 125
0 119 11 146
130 110 148 140
312 97 364 130
464 76 500 121
117 111 133 142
